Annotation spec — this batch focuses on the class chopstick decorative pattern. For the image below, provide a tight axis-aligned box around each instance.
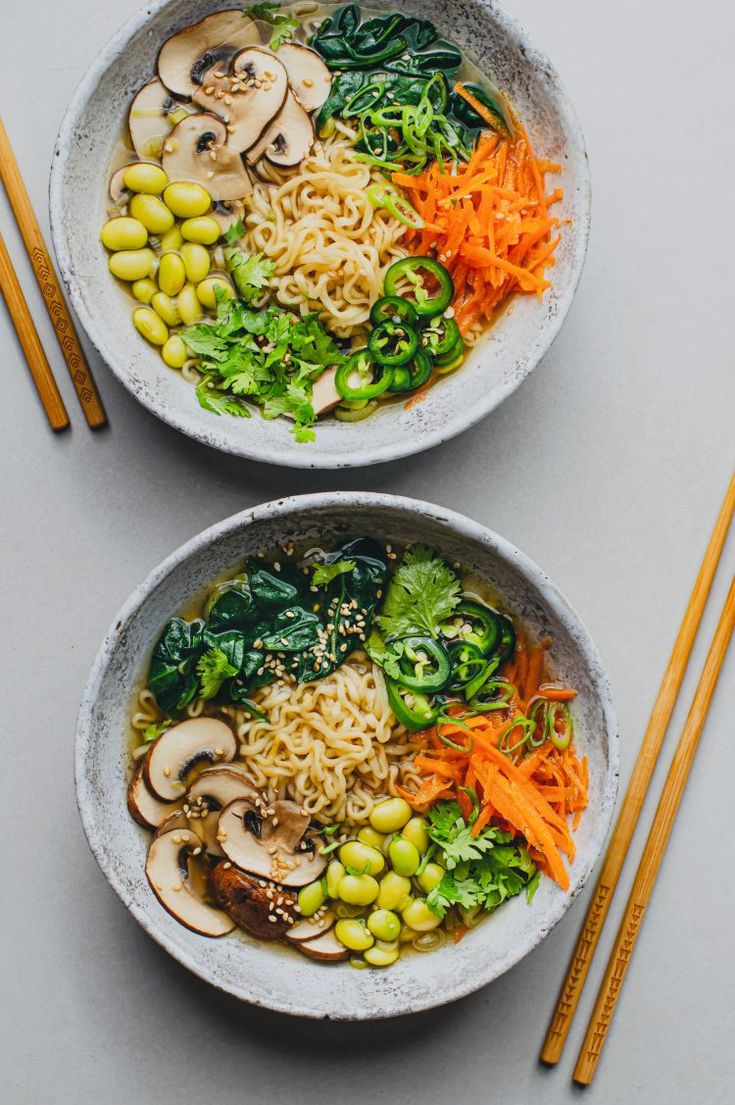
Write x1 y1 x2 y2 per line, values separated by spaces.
0 117 107 429
574 574 735 1084
540 474 735 1065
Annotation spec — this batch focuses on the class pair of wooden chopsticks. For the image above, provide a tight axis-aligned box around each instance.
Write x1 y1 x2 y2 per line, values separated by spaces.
0 118 106 431
540 474 735 1084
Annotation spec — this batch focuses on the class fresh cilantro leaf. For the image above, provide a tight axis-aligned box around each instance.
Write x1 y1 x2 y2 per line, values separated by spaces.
226 247 275 303
376 544 461 638
142 720 171 743
224 215 246 245
525 870 541 903
196 647 239 699
427 873 481 919
364 630 402 679
312 558 357 588
195 383 252 418
244 2 299 49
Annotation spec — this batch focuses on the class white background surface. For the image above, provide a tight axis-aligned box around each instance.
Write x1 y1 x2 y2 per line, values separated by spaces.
1 1 733 1101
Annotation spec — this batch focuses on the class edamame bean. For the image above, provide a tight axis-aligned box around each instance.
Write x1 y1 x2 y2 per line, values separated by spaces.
157 252 186 297
123 162 168 195
356 826 387 853
160 224 184 253
163 181 212 218
337 874 379 906
388 836 421 877
181 215 220 245
133 307 168 346
402 898 441 932
369 797 412 835
297 879 326 918
131 277 157 304
178 283 202 325
326 860 346 899
196 276 234 310
100 216 147 251
367 909 401 942
161 335 188 369
180 242 211 284
364 940 400 967
129 193 175 235
376 871 411 911
151 292 180 328
109 248 156 281
334 919 374 952
339 841 385 876
402 817 430 855
417 862 445 894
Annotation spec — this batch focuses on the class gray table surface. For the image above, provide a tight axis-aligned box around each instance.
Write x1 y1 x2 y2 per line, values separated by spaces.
2 1 734 1102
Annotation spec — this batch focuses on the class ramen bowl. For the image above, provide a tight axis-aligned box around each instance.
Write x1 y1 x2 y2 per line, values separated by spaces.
50 0 590 469
76 493 617 1018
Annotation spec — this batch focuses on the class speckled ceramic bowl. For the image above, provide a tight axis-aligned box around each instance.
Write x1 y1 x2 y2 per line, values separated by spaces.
76 493 617 1018
51 0 589 469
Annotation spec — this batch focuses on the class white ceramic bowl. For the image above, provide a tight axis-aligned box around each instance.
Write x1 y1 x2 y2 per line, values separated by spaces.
76 493 617 1018
50 0 590 469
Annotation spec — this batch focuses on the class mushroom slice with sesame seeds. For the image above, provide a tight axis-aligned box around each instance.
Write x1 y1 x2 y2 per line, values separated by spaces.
143 716 237 802
186 765 259 856
192 48 289 154
218 797 326 886
161 113 253 203
127 766 182 830
245 91 314 169
128 79 189 161
208 862 296 939
157 10 261 99
295 929 350 963
274 43 332 113
145 827 235 937
285 909 336 945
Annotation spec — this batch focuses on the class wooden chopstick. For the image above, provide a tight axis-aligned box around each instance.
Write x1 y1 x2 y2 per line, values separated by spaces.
574 573 735 1084
0 230 69 430
540 474 735 1065
0 117 107 429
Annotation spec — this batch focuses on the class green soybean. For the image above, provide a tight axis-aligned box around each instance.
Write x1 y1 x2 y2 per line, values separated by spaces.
133 307 168 346
131 277 157 304
100 216 147 251
364 940 400 967
369 797 412 834
337 874 379 906
196 276 233 310
367 909 401 942
129 193 175 235
376 871 411 911
123 162 168 195
151 292 180 328
109 248 156 282
180 242 211 284
326 859 346 899
402 817 430 855
164 181 212 218
161 335 188 369
178 283 202 325
339 841 385 876
388 836 421 877
160 224 184 253
157 252 186 297
335 919 374 952
417 862 445 894
402 898 441 932
181 215 220 245
297 879 326 917
356 826 387 853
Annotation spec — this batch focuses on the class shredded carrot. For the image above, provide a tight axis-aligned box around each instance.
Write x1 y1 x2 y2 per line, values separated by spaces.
393 110 563 335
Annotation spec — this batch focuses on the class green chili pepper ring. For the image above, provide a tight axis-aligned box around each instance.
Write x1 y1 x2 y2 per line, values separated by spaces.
335 349 394 400
368 319 420 367
384 257 454 317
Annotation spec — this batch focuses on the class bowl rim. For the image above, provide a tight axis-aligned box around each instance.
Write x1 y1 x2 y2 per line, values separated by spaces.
49 0 591 470
75 491 618 1018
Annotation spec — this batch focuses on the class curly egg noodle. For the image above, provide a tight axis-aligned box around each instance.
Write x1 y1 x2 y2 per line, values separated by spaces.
132 654 424 825
242 130 409 339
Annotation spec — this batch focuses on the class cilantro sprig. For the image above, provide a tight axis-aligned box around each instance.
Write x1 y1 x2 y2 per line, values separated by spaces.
244 2 299 49
376 544 462 639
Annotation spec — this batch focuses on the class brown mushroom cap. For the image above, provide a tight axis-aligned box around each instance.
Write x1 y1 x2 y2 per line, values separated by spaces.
161 113 253 203
158 10 261 99
143 717 237 801
208 863 297 939
186 765 259 856
145 827 235 937
246 91 314 169
127 766 181 829
193 48 289 154
295 928 350 962
217 797 326 887
275 43 332 113
128 79 182 161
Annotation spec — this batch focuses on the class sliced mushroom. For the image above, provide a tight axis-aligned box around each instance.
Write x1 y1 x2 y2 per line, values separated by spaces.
161 113 253 203
245 91 314 168
193 48 288 154
158 10 261 99
210 199 246 236
208 862 297 939
186 766 258 856
144 717 237 802
109 167 132 206
127 766 181 829
218 798 326 886
311 366 342 416
128 79 183 161
295 929 350 963
285 909 336 944
156 808 189 835
145 827 235 937
275 43 332 113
